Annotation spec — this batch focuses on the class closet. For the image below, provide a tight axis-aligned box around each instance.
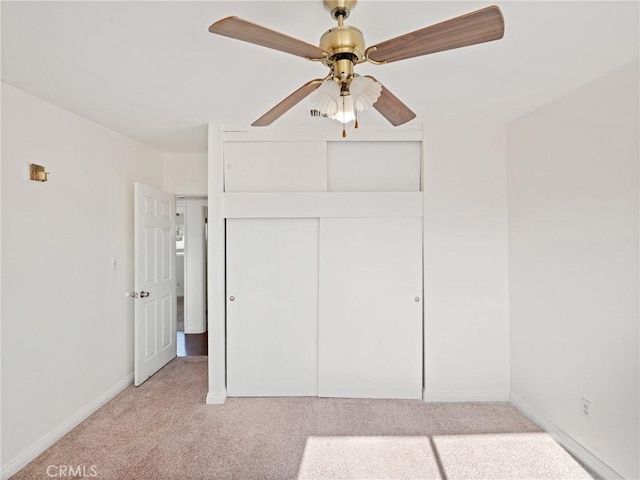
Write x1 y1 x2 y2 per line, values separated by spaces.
212 129 424 401
226 218 319 396
318 217 422 399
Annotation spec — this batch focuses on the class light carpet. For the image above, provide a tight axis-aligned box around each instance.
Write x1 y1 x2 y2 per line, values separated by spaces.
12 357 594 480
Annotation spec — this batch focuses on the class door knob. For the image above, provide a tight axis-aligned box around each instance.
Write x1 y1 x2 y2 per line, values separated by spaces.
229 296 235 302
140 291 150 298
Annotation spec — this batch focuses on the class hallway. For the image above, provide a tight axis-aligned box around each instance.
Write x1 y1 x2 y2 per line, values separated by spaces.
176 296 208 356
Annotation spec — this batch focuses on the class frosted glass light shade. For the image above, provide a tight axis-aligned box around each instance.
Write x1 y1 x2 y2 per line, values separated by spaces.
309 76 375 125
330 94 356 124
309 80 340 117
350 75 382 112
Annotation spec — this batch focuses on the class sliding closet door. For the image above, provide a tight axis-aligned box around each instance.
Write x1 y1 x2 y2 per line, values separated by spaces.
226 218 319 396
319 218 423 399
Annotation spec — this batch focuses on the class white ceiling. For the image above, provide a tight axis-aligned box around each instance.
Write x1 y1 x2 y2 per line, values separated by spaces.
2 1 638 154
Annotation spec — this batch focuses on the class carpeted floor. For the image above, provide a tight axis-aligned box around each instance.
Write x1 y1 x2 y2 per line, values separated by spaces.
12 358 595 480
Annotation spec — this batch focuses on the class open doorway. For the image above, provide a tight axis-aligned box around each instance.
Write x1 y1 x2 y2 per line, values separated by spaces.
176 197 208 356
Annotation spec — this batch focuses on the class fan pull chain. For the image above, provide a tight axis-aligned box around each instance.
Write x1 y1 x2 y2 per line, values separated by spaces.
355 110 359 129
342 95 347 137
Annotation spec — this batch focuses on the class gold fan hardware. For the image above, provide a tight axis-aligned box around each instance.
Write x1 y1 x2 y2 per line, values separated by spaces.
319 26 366 65
364 47 387 66
323 0 358 21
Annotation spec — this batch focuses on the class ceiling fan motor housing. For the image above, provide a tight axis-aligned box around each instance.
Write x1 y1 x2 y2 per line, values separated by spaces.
320 25 366 65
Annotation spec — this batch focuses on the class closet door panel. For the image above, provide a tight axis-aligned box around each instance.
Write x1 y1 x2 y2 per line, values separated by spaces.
224 142 327 192
226 218 319 396
327 141 421 192
319 218 423 399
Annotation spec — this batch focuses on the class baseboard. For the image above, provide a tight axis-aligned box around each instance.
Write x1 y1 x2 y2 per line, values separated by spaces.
1 373 134 480
206 389 227 405
423 389 510 402
510 393 623 480
184 328 206 334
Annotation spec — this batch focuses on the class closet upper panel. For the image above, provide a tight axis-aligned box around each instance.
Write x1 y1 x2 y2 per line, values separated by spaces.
224 142 327 192
327 142 421 192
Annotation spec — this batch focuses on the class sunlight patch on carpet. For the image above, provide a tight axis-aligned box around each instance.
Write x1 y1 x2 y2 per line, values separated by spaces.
432 432 593 480
297 436 441 480
297 433 594 480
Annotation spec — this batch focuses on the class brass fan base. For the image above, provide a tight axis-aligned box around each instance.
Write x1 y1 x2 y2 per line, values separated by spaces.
323 0 358 20
319 25 366 63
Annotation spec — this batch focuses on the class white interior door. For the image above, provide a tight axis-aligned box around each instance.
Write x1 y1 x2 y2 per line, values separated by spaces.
226 218 319 396
134 183 177 386
318 217 423 399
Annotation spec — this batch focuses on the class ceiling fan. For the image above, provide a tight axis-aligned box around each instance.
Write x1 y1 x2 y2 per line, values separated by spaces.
209 0 504 135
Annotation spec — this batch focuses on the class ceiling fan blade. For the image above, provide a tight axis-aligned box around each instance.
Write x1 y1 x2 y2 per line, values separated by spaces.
366 77 416 127
367 6 504 64
209 17 327 60
252 79 323 127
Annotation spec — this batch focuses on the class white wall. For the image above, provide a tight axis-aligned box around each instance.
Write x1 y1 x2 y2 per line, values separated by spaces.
182 198 207 334
508 60 639 480
1 84 164 477
423 126 510 401
167 155 207 332
176 205 186 297
164 153 207 196
176 253 185 296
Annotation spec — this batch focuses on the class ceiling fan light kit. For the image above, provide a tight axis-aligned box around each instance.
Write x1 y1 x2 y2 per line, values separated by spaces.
349 75 383 112
309 76 382 125
310 79 342 117
208 0 505 136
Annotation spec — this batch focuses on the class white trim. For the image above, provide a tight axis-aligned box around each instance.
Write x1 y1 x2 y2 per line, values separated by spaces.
1 373 134 480
222 192 423 219
207 124 227 406
510 393 624 480
206 390 227 405
423 389 510 402
222 126 423 143
177 198 190 331
421 125 427 393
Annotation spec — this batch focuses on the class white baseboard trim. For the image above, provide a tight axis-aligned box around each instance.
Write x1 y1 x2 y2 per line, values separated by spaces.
1 373 134 480
184 328 206 335
423 389 510 402
510 393 623 480
206 389 227 405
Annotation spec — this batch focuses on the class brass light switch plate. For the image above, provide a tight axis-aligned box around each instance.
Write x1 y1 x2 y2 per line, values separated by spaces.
29 164 49 182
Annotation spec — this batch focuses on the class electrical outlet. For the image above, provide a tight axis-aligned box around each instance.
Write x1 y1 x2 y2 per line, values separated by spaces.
580 397 592 419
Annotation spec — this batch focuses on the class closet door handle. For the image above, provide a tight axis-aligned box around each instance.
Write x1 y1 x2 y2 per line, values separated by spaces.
229 296 235 302
140 291 150 298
